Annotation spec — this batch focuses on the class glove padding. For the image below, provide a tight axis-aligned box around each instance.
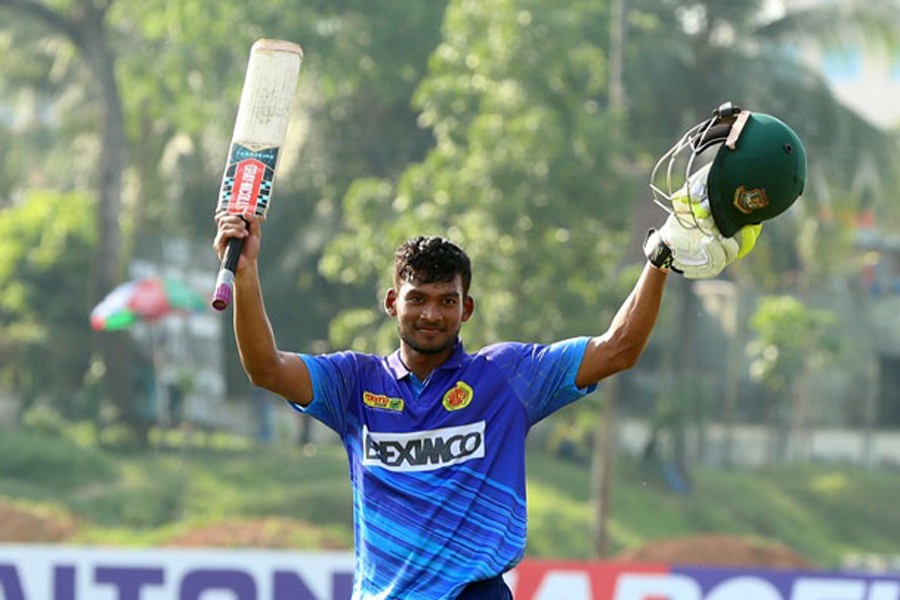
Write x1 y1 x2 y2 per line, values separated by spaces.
645 213 746 279
662 213 738 278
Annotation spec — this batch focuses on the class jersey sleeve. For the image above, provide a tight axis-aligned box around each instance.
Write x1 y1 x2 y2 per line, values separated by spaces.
288 351 357 434
492 336 597 425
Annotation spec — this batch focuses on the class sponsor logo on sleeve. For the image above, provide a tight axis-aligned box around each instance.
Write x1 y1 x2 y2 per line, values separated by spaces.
362 391 405 412
442 380 474 411
363 422 485 472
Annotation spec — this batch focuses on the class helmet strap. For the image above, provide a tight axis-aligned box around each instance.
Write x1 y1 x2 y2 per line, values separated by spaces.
725 110 751 150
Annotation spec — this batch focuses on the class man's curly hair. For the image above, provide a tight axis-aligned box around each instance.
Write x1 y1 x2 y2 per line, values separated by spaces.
393 236 472 296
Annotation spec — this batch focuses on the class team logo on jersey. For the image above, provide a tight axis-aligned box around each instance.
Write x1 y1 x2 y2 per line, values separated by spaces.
362 422 485 472
363 391 404 412
442 381 474 411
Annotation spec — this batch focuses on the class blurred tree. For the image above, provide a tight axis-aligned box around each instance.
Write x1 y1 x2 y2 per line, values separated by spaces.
748 294 841 463
0 0 133 433
110 0 450 393
0 190 96 420
0 0 449 413
322 0 638 354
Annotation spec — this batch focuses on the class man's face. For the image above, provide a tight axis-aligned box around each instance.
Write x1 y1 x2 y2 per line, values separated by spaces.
385 275 474 357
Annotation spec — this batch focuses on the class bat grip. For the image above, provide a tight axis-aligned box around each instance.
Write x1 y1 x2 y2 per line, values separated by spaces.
211 237 245 311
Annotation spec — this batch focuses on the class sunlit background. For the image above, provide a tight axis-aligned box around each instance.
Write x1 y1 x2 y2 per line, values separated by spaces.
0 0 899 596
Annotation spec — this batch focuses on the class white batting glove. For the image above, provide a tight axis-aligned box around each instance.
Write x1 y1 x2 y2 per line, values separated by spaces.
644 213 739 279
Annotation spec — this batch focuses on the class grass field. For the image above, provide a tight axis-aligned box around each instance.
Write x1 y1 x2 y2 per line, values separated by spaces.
1 426 898 570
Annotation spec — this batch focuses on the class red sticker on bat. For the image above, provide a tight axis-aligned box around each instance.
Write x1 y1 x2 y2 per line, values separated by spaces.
227 158 266 214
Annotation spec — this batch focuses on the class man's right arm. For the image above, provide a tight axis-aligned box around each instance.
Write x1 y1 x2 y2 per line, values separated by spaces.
214 213 314 406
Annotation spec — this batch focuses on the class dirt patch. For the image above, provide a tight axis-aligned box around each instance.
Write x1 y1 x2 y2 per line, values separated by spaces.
614 533 815 569
0 496 346 551
163 518 350 550
0 498 79 543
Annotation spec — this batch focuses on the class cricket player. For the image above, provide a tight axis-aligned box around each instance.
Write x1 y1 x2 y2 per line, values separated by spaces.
213 103 806 599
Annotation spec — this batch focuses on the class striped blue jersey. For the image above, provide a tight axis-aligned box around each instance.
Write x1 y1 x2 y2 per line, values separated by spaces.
292 337 595 599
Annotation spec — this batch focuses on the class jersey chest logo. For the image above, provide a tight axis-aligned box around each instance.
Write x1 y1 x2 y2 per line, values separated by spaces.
362 391 405 412
362 422 485 472
442 380 474 411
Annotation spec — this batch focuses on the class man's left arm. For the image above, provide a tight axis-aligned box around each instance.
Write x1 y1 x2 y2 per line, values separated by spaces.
575 263 668 388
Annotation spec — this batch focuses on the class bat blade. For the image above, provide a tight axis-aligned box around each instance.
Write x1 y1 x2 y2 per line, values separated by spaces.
211 39 303 311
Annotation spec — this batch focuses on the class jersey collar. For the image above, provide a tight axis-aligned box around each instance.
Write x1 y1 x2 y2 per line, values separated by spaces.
386 338 466 381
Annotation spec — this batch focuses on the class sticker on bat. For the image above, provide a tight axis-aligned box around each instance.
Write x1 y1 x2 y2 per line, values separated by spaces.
219 143 280 217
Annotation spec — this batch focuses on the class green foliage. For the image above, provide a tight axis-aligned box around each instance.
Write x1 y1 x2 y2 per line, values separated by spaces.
652 375 713 431
0 190 96 411
1 0 897 409
71 465 186 528
322 0 638 353
540 394 602 465
0 428 114 490
748 294 840 396
21 405 71 437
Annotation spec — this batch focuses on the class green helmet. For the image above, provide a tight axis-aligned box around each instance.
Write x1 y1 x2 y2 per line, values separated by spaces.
649 102 808 238
707 112 807 237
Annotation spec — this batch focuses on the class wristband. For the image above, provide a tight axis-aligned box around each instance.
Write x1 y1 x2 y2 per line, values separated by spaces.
643 229 674 271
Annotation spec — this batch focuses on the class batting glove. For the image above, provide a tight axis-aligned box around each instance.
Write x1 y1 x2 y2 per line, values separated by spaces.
644 213 739 279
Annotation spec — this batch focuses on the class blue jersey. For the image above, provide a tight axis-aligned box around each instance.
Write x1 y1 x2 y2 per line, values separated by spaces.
293 337 595 599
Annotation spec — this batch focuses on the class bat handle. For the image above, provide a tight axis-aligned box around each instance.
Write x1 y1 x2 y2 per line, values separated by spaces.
211 237 245 311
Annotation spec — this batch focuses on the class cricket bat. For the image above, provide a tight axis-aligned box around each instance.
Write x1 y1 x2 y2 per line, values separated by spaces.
211 39 303 311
